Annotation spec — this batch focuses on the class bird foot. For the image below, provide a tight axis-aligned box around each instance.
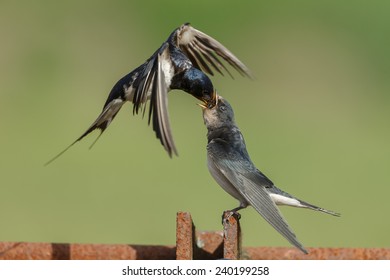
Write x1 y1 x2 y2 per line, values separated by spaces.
221 210 241 225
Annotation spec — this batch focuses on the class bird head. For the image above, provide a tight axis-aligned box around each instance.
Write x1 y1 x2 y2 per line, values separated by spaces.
199 94 235 129
179 68 217 108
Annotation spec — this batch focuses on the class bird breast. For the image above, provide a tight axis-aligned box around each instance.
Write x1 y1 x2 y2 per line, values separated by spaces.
161 57 174 88
207 153 246 203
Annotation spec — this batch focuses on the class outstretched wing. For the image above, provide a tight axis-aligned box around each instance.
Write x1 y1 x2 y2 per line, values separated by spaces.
177 23 253 79
130 42 177 157
207 139 308 254
148 47 177 157
46 43 177 165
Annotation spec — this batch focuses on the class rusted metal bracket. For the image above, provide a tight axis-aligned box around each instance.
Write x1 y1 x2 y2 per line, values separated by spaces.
175 211 241 259
1 211 389 259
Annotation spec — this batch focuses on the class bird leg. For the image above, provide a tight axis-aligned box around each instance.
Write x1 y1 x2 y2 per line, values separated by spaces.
221 205 245 224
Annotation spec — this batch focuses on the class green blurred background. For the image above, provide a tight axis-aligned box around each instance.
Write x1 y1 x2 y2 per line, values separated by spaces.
1 0 389 250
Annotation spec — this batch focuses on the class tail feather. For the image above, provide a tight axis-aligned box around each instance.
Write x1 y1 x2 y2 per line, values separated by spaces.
298 199 341 217
45 98 124 165
269 186 341 217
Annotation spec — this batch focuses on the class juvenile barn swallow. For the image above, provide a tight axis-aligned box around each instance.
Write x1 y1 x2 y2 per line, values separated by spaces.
201 95 340 254
46 23 252 165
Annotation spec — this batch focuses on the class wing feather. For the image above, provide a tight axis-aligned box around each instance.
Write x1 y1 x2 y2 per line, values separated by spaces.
148 48 178 157
126 43 177 156
133 49 159 115
191 39 233 78
177 24 253 79
187 43 214 76
191 39 226 76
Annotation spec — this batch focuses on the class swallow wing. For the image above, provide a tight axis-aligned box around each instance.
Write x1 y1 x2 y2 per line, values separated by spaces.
207 139 307 253
146 46 178 157
46 42 177 164
177 23 253 79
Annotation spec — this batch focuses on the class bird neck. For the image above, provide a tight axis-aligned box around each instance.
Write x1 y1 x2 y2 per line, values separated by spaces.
171 68 210 98
207 125 244 146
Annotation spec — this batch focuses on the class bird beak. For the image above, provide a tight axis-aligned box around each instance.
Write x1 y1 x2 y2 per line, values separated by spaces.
205 90 218 109
197 96 211 109
197 90 218 110
197 102 207 109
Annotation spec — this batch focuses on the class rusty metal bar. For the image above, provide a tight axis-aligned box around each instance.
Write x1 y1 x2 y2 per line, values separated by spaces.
222 211 241 259
175 211 224 259
0 242 175 260
195 231 223 259
175 211 239 259
244 247 390 260
1 242 389 260
176 211 194 260
1 211 389 260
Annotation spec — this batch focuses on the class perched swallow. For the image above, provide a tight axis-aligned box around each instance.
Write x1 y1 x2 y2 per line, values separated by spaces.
46 23 252 165
201 95 340 254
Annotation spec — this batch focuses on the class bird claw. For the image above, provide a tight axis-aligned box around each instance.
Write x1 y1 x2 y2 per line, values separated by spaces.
221 210 241 225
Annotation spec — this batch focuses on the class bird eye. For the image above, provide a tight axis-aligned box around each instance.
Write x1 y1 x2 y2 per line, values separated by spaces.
220 105 226 111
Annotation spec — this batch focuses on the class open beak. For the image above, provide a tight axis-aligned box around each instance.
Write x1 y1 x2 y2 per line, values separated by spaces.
208 90 218 108
196 96 208 109
197 90 218 109
197 102 207 109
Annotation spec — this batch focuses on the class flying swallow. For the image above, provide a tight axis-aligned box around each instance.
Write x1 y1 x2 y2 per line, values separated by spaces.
200 95 340 254
46 23 252 165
